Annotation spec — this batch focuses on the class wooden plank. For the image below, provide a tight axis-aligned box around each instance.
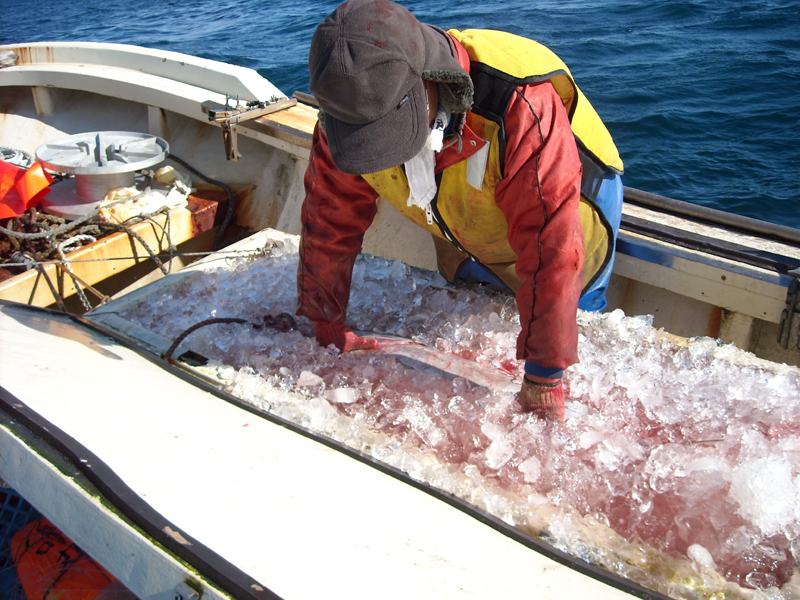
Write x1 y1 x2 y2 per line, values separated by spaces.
613 250 786 323
0 208 209 307
246 102 317 149
258 102 317 135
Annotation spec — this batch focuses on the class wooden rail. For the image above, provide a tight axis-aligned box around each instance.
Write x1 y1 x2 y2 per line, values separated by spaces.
0 206 213 308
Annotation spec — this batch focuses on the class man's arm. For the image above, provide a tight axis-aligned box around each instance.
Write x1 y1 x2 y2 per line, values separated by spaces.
297 125 381 350
494 80 584 373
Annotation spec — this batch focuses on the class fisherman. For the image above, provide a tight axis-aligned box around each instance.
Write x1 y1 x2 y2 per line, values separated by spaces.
296 0 624 420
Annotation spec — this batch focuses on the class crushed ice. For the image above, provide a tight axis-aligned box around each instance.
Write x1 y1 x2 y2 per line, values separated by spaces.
115 239 800 600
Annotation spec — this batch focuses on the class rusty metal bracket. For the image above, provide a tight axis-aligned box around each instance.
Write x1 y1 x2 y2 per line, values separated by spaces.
777 267 800 349
203 97 298 161
220 122 240 162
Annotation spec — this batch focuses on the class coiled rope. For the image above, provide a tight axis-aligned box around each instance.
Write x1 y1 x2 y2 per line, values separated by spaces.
1 247 267 269
0 146 33 168
0 193 143 241
1 200 172 311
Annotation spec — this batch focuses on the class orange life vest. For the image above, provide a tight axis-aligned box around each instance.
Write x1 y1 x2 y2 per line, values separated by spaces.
11 518 117 600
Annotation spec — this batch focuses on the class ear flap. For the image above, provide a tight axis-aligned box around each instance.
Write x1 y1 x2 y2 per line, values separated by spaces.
316 110 327 134
421 72 474 116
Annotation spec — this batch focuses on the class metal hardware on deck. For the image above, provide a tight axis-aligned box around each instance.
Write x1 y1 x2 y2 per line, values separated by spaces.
34 131 169 219
173 582 200 600
777 268 800 349
204 97 298 162
221 122 239 162
207 98 298 124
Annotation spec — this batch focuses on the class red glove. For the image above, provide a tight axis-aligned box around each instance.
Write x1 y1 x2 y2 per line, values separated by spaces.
518 377 565 421
314 321 378 353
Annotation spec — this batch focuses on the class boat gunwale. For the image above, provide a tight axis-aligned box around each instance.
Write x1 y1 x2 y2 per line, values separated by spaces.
623 187 800 249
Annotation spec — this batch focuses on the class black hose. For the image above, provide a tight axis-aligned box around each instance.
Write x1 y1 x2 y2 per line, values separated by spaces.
166 154 235 251
162 317 247 362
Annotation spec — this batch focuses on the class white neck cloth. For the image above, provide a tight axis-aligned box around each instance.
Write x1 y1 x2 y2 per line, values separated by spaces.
405 106 450 222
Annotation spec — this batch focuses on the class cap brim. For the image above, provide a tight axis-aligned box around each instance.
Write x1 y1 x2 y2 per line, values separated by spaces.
325 77 429 175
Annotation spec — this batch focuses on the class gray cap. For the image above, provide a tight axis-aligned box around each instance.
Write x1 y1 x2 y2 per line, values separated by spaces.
309 0 467 175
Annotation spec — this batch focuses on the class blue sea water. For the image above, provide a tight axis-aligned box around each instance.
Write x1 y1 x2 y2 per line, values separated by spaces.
2 0 799 227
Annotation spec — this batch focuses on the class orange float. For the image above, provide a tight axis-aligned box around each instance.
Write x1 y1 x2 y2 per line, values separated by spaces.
11 518 116 600
0 161 53 220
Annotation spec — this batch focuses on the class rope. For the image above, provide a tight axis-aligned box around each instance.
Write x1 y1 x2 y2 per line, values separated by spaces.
56 234 98 311
92 221 170 276
28 248 68 313
0 146 33 168
10 251 36 269
1 247 267 269
134 208 177 261
23 252 111 312
0 193 143 240
1 199 177 312
1 155 247 310
58 234 96 255
2 155 237 264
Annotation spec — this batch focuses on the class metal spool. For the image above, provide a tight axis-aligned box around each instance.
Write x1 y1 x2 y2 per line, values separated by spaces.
35 131 169 219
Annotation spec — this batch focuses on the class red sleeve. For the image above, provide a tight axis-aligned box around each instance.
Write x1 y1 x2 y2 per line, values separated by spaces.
296 124 380 324
494 81 584 370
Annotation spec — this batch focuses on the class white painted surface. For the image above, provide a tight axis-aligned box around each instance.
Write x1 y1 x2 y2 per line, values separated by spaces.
0 42 284 102
0 64 232 122
0 303 637 600
0 423 232 600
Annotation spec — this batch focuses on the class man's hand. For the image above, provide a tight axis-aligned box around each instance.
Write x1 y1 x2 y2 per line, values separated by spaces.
518 376 565 421
314 321 378 353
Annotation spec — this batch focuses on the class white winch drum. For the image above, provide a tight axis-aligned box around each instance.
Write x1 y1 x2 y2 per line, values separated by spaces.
35 132 169 219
